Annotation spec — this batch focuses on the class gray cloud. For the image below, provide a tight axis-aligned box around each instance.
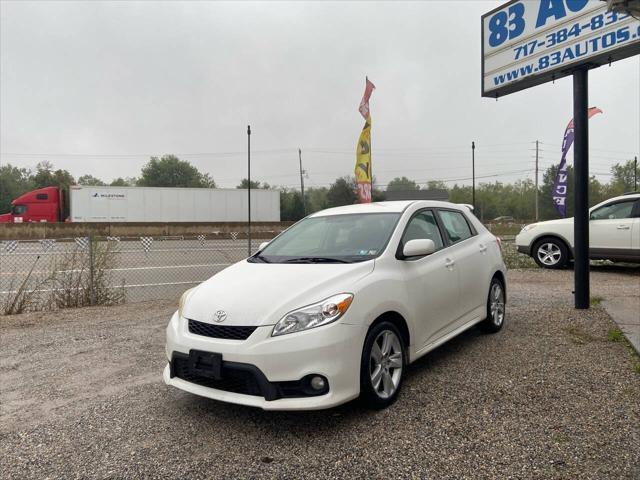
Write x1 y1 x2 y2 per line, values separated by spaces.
1 0 638 189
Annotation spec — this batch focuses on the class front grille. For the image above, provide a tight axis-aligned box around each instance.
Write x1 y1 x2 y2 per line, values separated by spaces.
170 351 330 401
172 355 263 397
188 319 257 340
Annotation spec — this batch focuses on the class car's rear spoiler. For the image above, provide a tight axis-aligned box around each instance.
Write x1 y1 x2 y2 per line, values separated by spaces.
458 203 474 211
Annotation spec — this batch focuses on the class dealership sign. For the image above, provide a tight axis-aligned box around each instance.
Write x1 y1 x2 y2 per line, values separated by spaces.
482 0 640 97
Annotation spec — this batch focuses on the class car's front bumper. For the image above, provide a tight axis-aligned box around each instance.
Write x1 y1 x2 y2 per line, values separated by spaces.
514 233 532 256
164 311 365 410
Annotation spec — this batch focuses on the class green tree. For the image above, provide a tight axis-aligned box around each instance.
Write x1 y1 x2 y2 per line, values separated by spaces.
608 159 639 195
78 174 106 186
138 155 215 188
0 164 34 213
326 176 357 207
110 177 138 186
386 176 420 192
280 189 305 221
237 179 267 189
31 161 75 190
305 186 328 214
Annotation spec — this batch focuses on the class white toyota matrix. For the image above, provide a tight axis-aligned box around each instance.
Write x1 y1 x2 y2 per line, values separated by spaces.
164 201 507 410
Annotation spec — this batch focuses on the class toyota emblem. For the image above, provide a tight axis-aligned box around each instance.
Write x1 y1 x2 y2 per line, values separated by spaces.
214 310 227 323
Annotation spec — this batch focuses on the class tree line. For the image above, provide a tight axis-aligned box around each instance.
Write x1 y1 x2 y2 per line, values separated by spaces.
1 154 637 222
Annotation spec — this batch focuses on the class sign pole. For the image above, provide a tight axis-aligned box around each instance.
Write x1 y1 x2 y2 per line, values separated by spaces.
573 68 590 309
247 125 252 257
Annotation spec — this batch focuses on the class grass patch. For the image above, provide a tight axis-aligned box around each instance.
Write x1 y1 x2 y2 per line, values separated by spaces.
564 325 600 345
607 328 624 343
551 433 570 444
590 295 604 306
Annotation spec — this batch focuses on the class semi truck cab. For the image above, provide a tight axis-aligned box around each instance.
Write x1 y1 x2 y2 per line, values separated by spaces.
0 186 65 223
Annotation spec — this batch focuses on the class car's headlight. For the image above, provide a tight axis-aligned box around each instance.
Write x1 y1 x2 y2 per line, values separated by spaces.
272 293 354 337
178 287 195 318
520 224 538 234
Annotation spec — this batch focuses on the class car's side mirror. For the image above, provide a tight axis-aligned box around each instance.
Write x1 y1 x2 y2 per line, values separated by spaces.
258 241 270 251
402 239 436 258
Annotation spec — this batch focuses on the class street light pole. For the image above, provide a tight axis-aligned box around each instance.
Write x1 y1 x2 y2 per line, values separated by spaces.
247 125 251 257
472 141 476 211
535 140 539 221
298 148 306 215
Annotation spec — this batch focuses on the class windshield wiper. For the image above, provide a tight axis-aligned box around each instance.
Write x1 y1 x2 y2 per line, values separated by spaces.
283 256 351 264
249 253 270 263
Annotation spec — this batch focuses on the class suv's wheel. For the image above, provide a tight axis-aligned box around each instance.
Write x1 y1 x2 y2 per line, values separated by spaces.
479 277 506 333
532 238 569 269
359 321 405 409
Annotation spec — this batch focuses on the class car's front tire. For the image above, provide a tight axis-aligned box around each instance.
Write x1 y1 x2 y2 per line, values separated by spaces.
359 321 405 409
479 277 506 333
532 237 569 269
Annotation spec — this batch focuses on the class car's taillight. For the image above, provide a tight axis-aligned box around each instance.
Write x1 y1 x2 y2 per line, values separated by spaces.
495 236 502 249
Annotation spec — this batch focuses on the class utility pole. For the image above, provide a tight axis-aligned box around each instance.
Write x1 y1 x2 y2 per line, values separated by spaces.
298 148 306 215
535 140 539 221
247 125 251 257
471 141 476 211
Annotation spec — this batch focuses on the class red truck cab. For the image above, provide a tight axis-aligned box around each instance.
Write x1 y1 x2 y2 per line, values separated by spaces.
0 186 65 223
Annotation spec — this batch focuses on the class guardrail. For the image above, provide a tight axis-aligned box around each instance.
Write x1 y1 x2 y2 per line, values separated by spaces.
0 221 293 240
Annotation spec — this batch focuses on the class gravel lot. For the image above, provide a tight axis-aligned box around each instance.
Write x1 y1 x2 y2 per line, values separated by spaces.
1 267 639 479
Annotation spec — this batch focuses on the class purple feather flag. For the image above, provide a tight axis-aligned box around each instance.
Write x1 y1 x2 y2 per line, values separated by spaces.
552 107 602 217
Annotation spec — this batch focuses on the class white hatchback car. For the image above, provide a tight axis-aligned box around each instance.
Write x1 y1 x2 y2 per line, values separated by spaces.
515 193 640 269
164 201 507 410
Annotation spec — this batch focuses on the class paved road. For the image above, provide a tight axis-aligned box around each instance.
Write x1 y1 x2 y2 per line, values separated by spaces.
0 238 259 306
1 268 639 479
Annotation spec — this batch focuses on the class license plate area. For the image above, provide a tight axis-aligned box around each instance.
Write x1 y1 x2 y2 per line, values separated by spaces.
188 350 222 380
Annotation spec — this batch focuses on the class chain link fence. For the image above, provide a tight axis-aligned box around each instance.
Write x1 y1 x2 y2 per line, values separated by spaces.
0 234 271 315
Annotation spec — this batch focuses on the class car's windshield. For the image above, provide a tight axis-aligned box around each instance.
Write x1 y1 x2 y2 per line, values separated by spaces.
250 212 400 263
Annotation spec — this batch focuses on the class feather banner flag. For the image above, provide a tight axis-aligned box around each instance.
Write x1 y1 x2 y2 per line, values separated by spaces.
355 77 375 203
552 106 602 217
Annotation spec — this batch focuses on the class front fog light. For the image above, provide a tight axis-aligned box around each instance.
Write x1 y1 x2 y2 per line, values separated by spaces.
310 376 326 391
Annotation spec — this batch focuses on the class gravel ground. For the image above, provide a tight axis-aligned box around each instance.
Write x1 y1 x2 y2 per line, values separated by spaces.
1 267 639 479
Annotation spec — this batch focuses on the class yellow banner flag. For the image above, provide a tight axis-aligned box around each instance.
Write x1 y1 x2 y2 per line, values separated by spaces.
355 116 372 203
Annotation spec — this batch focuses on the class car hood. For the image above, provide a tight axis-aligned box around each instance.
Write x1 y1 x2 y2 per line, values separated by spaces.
182 260 375 326
529 217 574 228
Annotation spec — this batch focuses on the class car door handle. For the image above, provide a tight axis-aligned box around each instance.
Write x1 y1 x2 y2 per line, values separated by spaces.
445 258 455 269
479 243 487 253
616 225 630 230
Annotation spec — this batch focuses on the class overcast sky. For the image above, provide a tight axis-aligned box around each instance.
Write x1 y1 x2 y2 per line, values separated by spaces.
1 0 639 190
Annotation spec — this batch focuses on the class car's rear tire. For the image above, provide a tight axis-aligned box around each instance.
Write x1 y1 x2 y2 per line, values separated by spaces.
532 237 569 269
479 277 506 334
359 321 406 409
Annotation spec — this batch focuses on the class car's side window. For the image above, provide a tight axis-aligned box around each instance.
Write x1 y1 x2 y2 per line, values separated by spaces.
590 200 635 220
437 210 473 244
401 210 444 251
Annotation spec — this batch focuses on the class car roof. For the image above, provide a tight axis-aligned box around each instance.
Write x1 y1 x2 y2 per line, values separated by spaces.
309 200 470 217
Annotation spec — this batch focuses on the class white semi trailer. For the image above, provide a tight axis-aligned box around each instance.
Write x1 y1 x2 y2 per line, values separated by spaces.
69 186 280 222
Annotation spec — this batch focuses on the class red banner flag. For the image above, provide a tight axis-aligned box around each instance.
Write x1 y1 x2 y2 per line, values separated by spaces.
358 77 376 119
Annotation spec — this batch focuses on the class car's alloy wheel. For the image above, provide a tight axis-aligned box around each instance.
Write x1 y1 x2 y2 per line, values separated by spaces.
479 277 506 333
489 282 505 327
369 330 403 399
360 321 405 408
532 238 568 269
537 242 562 266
